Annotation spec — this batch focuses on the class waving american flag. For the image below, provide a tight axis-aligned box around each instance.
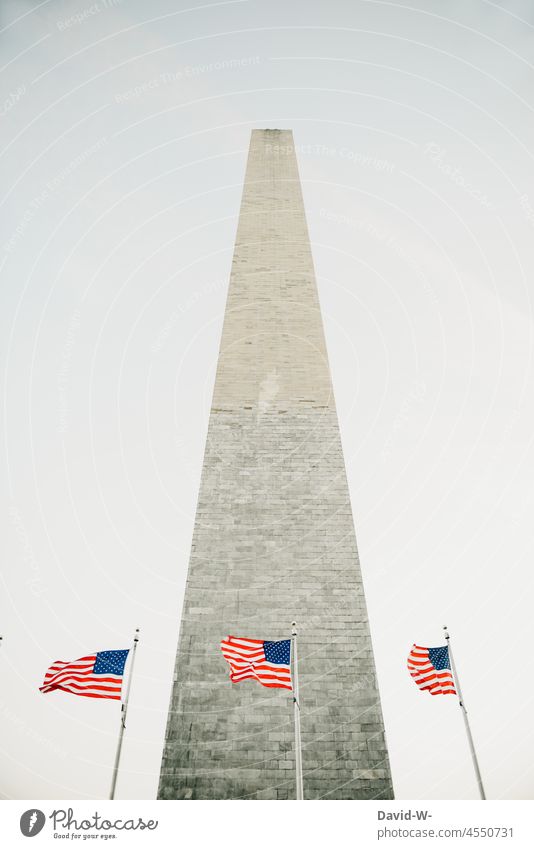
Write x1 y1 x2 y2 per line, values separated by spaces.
220 636 292 690
407 644 456 696
40 650 130 700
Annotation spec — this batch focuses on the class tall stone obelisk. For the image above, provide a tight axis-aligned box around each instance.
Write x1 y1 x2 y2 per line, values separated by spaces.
158 130 393 800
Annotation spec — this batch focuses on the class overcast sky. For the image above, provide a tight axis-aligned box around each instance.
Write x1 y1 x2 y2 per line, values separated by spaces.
1 0 534 800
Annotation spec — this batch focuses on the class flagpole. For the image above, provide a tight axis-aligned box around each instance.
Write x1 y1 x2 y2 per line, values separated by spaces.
109 628 139 800
443 626 486 800
291 622 303 800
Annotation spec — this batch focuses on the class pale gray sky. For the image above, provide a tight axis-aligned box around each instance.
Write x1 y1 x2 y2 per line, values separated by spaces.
1 0 534 800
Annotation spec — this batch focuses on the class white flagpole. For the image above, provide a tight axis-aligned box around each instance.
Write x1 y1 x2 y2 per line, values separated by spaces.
291 622 303 800
109 628 139 800
443 626 486 800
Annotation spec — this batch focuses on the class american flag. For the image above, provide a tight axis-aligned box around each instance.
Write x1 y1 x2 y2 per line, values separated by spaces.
220 636 292 690
407 644 456 696
40 650 130 700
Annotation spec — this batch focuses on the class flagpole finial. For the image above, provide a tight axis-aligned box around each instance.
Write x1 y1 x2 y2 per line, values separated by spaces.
291 622 297 636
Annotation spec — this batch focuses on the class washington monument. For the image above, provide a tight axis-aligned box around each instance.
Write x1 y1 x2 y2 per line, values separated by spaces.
158 129 393 800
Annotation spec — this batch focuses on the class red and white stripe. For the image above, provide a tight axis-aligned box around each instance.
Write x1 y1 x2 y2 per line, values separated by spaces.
39 655 123 700
220 636 292 690
407 644 456 696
